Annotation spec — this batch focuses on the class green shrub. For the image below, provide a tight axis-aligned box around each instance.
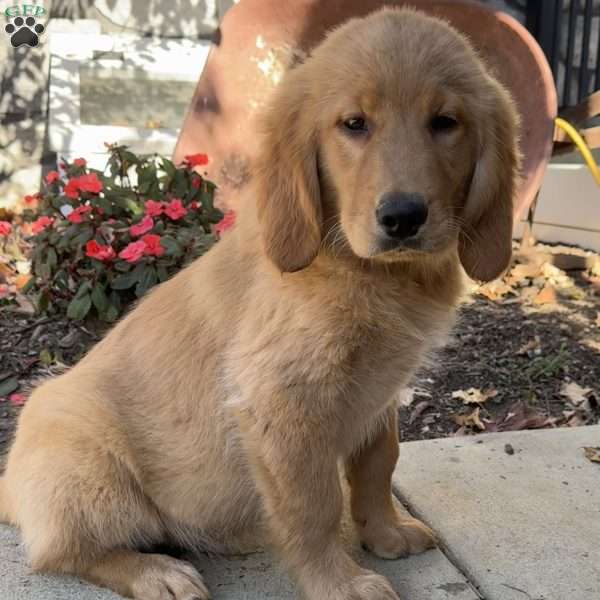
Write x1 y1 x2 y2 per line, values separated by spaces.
24 145 229 322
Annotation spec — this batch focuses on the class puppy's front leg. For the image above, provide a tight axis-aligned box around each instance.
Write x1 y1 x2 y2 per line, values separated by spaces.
346 407 436 559
240 411 399 600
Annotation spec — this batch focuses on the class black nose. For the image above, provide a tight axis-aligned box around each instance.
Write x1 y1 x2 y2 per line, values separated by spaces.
376 193 428 240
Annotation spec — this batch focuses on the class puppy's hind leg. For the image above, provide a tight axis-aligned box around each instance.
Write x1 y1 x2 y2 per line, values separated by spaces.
0 476 14 524
4 415 209 600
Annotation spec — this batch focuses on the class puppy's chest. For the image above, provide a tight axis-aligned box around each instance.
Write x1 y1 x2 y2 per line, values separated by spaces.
328 294 448 368
271 282 454 386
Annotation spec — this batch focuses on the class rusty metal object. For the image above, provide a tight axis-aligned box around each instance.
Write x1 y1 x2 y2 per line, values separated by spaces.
174 0 557 219
553 90 600 156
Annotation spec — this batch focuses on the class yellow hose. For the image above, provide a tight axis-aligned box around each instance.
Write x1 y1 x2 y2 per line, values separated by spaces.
554 117 600 186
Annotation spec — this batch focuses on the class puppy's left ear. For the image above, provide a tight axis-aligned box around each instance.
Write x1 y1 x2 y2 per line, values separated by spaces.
459 79 520 282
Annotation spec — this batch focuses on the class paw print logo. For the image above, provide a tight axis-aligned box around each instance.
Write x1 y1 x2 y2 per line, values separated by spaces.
5 16 45 48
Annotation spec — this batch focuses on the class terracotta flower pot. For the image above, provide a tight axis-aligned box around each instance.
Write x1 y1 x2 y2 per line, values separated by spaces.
174 0 557 219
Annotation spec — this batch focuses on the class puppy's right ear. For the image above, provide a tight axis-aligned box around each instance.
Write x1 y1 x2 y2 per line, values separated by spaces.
255 70 322 273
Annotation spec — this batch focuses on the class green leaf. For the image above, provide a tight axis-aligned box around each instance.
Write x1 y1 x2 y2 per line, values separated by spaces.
135 265 157 298
74 281 92 299
37 261 51 281
171 170 188 197
160 236 182 257
72 226 94 247
161 158 176 178
48 231 61 245
96 197 114 215
37 290 50 314
199 188 216 213
66 292 92 320
104 303 120 322
156 265 168 282
39 349 54 366
111 263 145 290
91 283 109 313
109 290 122 312
46 247 57 269
125 198 144 216
137 164 158 195
114 260 132 273
121 150 139 166
0 376 19 397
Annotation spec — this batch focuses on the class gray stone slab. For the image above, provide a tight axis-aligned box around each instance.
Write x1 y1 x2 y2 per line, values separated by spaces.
393 426 600 600
0 525 120 600
1 506 478 599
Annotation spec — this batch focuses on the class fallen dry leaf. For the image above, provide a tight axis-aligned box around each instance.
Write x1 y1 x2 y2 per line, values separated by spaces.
565 411 587 427
595 312 600 328
506 263 542 285
517 337 541 356
408 400 431 425
560 381 593 407
452 387 498 405
476 280 513 301
398 387 431 408
499 401 557 432
533 283 557 305
452 407 485 431
583 339 600 353
14 273 31 290
583 447 600 463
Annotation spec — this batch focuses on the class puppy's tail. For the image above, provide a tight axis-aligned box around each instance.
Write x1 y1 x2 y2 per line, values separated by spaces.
0 477 13 524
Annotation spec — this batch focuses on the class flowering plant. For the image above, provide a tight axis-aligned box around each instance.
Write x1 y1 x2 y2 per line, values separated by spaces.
23 146 229 321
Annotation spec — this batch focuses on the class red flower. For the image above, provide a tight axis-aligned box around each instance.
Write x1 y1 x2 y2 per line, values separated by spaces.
85 240 115 261
64 178 80 199
45 170 60 184
164 198 187 220
190 201 198 210
74 158 87 167
129 215 154 237
119 240 146 263
214 210 236 236
0 221 11 236
31 216 53 234
185 153 208 168
191 176 202 188
9 393 26 406
23 194 38 206
67 205 93 224
77 173 103 194
145 200 164 217
141 234 164 257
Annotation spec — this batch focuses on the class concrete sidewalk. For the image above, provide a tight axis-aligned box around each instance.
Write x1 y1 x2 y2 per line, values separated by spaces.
1 426 598 599
395 425 600 600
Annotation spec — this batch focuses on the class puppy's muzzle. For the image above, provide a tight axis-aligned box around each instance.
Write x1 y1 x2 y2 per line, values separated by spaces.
376 192 428 241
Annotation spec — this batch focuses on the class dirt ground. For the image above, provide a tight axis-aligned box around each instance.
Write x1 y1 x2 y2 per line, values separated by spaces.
1 242 599 457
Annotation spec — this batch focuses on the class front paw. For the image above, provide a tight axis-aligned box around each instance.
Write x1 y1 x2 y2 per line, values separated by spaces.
359 515 436 559
312 572 399 600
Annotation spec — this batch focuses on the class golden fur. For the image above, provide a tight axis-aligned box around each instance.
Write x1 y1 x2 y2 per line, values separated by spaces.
0 8 519 600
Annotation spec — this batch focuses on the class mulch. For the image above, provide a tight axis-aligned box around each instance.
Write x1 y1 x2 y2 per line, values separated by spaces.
1 243 599 457
0 314 102 456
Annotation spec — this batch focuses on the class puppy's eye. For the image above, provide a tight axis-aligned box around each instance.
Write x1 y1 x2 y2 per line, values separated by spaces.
430 114 458 134
341 116 369 134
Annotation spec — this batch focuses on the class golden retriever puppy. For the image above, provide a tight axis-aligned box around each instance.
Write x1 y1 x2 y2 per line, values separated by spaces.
0 8 519 600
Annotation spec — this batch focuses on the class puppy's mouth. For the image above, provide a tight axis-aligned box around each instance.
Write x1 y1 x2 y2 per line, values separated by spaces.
374 234 424 254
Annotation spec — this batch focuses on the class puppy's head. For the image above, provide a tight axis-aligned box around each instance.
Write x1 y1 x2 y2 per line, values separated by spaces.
255 8 520 281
